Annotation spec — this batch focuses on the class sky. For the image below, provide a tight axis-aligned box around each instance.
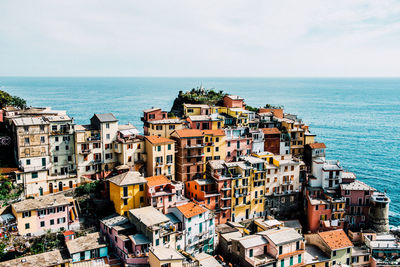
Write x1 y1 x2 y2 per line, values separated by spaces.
0 0 400 77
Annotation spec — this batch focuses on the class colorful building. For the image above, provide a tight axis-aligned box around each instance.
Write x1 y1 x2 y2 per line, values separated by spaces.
261 128 281 155
144 135 175 180
169 202 215 255
11 194 79 236
340 180 376 230
223 95 245 109
170 129 204 182
148 247 185 267
202 129 226 162
145 119 185 138
108 171 147 216
146 175 186 214
225 127 252 162
183 103 211 117
66 232 108 263
306 229 353 267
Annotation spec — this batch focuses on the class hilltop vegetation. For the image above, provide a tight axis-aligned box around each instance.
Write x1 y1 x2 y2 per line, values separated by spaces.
0 90 27 109
170 87 227 117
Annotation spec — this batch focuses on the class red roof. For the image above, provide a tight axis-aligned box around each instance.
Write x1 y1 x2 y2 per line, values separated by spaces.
173 129 203 138
318 229 353 250
146 175 171 187
309 143 326 149
261 128 281 135
145 135 174 145
0 168 18 174
177 202 207 219
202 129 225 136
63 230 74 236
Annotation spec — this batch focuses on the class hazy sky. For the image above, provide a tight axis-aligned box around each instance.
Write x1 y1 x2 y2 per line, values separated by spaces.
1 0 400 77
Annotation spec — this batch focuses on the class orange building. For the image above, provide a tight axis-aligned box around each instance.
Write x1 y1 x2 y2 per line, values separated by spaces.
223 95 245 109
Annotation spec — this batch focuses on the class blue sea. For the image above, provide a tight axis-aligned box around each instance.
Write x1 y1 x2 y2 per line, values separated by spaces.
1 77 400 226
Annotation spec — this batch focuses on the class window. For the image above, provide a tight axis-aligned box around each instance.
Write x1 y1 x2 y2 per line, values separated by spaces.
57 217 66 224
106 123 110 129
347 248 351 253
279 246 282 254
298 254 301 263
50 219 54 225
333 251 337 257
26 159 31 165
139 184 144 191
249 249 253 257
280 259 284 267
24 126 29 132
123 199 128 205
215 147 219 152
169 125 175 130
56 146 59 151
40 221 45 227
32 172 38 179
290 256 293 266
54 156 58 163
157 146 161 152
156 239 160 246
24 137 30 144
25 223 30 229
40 136 45 143
40 125 45 131
140 196 144 203
123 186 128 197
106 134 110 139
227 141 231 147
22 211 31 218
168 144 171 150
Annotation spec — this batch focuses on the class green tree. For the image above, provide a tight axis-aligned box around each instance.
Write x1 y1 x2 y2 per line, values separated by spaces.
0 90 12 108
10 96 27 109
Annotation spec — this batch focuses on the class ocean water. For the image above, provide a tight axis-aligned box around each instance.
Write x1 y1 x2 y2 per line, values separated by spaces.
1 77 400 226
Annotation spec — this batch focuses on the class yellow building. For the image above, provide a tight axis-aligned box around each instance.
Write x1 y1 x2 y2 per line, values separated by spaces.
145 136 176 180
148 247 184 267
280 117 306 157
202 129 226 162
183 103 210 117
108 171 147 216
228 161 252 222
146 119 185 138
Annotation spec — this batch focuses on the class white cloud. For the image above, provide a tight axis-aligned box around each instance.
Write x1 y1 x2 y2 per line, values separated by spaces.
0 0 399 76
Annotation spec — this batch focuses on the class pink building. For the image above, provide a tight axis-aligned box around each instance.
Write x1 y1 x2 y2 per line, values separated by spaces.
187 115 212 130
225 128 252 162
341 180 376 230
146 175 187 214
100 214 149 265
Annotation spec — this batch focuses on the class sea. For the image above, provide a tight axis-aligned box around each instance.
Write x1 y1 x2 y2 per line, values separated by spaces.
1 77 399 226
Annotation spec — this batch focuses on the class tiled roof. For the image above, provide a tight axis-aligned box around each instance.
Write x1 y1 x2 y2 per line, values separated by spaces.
108 171 147 186
258 227 303 246
93 113 118 122
318 229 353 250
12 194 70 213
177 202 207 219
340 180 376 191
66 232 106 254
150 247 184 261
202 129 225 136
0 249 69 267
13 117 49 126
173 129 204 138
143 107 161 113
261 128 281 135
146 175 171 187
145 135 174 145
309 143 326 149
0 168 18 174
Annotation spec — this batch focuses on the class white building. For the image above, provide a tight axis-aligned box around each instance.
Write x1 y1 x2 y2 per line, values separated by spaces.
311 157 343 189
169 202 215 255
46 115 79 193
250 129 264 153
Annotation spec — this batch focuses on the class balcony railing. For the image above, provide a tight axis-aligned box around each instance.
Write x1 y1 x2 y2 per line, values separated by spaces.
79 149 91 154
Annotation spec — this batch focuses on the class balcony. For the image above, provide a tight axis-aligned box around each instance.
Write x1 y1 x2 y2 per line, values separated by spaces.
221 187 231 191
21 163 52 172
87 136 101 142
186 153 204 158
221 196 231 200
156 161 164 166
185 143 204 149
79 149 91 155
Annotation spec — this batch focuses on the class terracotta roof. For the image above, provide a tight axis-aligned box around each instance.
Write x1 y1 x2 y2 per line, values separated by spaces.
146 175 171 187
63 230 74 236
318 229 353 250
177 202 207 219
202 129 225 136
309 143 326 149
261 128 281 135
145 135 174 145
173 129 204 138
